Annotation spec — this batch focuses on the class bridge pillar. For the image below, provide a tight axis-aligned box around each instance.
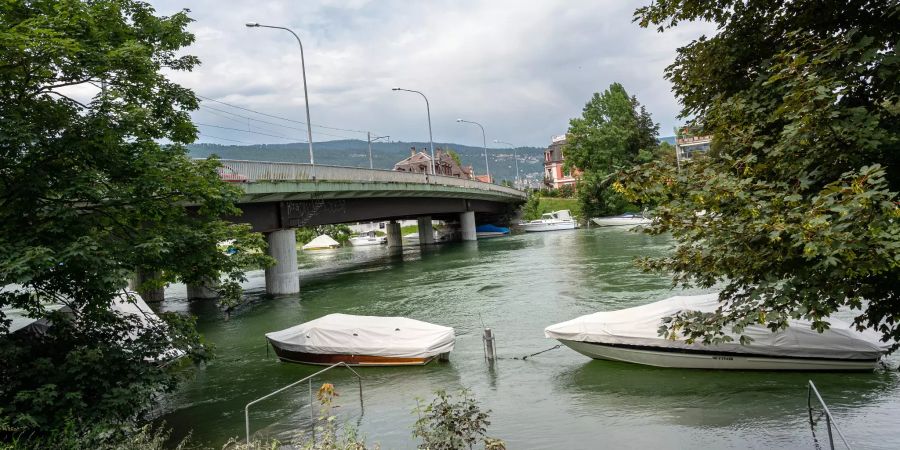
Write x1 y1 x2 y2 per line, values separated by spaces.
264 229 300 295
417 216 435 245
460 211 477 241
187 278 219 300
386 221 402 248
129 269 165 303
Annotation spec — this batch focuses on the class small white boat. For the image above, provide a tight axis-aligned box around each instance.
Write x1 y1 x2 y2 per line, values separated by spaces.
349 231 386 246
521 210 578 232
591 213 651 227
266 313 455 366
302 234 340 250
545 293 890 371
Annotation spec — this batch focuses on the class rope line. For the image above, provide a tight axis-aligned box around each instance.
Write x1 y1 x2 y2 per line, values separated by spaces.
511 344 562 361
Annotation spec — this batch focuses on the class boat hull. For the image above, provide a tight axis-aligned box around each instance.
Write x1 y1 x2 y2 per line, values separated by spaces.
558 339 879 371
476 231 509 238
591 217 651 227
521 222 577 232
270 344 441 366
349 238 385 246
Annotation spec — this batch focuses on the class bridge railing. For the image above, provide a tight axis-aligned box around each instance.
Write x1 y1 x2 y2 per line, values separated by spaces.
214 159 526 198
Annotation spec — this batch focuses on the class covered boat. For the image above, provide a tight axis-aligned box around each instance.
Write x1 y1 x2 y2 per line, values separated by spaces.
475 224 510 238
545 293 890 371
302 234 340 250
266 313 455 366
591 212 651 227
521 210 578 232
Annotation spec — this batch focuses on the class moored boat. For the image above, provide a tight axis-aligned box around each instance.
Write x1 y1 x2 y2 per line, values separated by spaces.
349 231 386 246
475 224 510 238
302 234 340 250
266 313 455 366
545 293 890 371
521 210 578 232
591 212 651 227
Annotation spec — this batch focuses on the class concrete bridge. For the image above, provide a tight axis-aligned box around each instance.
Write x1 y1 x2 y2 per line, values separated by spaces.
180 160 526 297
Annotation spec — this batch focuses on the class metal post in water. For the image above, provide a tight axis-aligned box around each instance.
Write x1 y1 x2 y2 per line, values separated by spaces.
483 328 496 362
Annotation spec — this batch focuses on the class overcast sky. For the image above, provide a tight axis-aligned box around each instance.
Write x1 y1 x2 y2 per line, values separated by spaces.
150 0 713 148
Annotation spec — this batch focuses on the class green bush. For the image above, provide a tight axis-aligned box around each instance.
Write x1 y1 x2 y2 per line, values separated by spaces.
412 390 503 450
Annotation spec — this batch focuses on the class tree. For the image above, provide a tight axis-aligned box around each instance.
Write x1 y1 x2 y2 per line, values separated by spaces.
0 0 270 436
618 1 900 347
446 149 463 167
564 83 659 217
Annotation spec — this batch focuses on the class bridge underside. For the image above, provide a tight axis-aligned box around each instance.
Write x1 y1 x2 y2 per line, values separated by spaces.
230 180 523 232
234 197 514 233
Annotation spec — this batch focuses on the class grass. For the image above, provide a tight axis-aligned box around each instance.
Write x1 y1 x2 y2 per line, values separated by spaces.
537 197 581 218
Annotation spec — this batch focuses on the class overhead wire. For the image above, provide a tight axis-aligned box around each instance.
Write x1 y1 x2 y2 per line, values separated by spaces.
194 122 308 143
195 94 369 135
195 104 362 141
197 133 252 145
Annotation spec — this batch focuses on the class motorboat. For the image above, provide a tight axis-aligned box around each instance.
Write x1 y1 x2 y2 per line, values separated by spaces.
591 212 651 227
545 293 890 371
349 231 386 246
302 234 340 250
475 224 510 239
521 210 578 232
266 313 455 366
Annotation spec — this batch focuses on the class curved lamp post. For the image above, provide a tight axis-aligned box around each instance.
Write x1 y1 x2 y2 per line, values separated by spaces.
457 118 490 183
246 22 315 166
494 139 519 188
392 88 435 175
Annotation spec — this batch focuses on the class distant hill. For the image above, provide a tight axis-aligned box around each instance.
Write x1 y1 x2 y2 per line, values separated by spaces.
188 139 546 185
659 136 676 145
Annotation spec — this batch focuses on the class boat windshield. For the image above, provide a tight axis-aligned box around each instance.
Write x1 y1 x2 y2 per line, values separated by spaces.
541 213 554 220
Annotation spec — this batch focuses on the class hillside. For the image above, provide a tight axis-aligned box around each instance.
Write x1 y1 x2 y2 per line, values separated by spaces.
188 140 546 185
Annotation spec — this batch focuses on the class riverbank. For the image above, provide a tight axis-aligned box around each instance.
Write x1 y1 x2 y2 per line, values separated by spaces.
157 229 900 449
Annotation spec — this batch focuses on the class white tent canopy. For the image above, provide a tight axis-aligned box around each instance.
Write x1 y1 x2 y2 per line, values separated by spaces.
266 313 455 359
545 293 889 360
302 234 340 250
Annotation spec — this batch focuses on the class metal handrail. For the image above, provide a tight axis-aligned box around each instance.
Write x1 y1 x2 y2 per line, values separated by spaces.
244 362 363 444
807 380 852 450
202 158 526 199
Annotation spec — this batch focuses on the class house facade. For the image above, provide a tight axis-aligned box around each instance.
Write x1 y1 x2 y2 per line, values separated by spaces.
394 147 474 179
543 135 579 189
675 128 712 162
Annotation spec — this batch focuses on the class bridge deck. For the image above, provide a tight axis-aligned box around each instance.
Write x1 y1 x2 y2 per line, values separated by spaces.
216 159 526 202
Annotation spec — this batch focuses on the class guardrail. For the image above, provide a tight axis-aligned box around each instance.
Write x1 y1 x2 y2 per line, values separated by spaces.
244 362 363 444
807 380 852 450
213 159 526 199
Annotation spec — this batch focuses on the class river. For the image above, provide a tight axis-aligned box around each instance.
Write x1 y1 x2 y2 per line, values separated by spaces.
157 228 900 449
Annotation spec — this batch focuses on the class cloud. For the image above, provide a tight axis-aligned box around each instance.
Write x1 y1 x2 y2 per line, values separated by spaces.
151 0 714 146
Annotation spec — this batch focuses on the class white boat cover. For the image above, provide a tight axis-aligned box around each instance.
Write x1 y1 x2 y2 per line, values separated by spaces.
545 293 890 360
302 234 340 250
266 313 455 358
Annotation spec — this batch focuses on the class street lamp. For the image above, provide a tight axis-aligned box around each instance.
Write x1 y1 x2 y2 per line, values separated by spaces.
494 139 519 188
367 132 389 169
246 22 315 167
457 119 490 183
392 87 435 175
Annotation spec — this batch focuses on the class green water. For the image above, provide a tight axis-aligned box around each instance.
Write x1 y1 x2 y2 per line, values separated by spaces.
158 229 900 449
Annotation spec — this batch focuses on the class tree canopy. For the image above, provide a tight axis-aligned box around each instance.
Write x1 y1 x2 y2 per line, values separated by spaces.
619 1 900 347
0 0 269 435
564 83 659 217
